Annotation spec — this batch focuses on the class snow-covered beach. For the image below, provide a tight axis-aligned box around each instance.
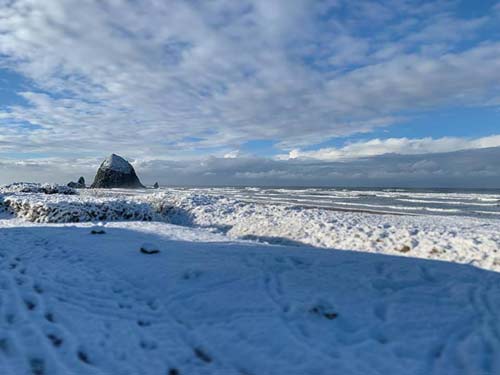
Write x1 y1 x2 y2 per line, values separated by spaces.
1 184 500 374
2 184 499 271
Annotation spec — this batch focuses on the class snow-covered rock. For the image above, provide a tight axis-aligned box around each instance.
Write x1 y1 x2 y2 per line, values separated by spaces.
91 154 145 188
1 193 155 223
140 242 160 254
0 182 76 195
90 225 106 234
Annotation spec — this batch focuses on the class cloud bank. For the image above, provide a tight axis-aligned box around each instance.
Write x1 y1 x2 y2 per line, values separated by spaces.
285 135 500 161
2 147 500 189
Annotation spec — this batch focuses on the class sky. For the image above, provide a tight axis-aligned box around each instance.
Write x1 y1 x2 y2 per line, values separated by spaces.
0 0 499 187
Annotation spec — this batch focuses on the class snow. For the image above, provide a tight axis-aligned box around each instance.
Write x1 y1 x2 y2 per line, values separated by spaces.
1 186 500 373
0 192 155 223
1 188 499 271
100 154 133 174
0 183 76 195
0 218 499 375
154 191 500 271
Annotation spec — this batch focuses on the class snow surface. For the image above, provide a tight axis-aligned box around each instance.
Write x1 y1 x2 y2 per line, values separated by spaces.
1 187 499 271
0 183 76 195
1 192 155 223
1 187 500 373
1 218 500 375
151 191 500 271
100 154 133 174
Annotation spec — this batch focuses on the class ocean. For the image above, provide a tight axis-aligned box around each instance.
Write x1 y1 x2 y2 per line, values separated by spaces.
165 186 500 219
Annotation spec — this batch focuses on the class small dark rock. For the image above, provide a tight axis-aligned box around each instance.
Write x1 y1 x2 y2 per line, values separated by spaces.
310 304 338 320
67 176 86 189
398 245 411 253
153 182 159 189
140 243 160 255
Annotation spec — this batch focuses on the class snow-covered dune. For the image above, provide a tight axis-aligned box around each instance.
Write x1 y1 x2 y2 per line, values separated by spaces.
0 220 499 375
1 186 499 271
155 191 500 271
1 193 155 223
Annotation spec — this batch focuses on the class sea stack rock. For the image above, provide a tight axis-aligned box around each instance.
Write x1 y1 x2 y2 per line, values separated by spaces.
67 176 86 189
91 154 145 188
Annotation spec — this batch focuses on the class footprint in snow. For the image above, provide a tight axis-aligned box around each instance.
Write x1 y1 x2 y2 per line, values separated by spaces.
0 337 10 354
182 269 202 280
373 302 387 322
137 319 151 327
193 347 212 363
29 358 45 375
5 313 16 325
24 298 37 311
33 284 44 294
44 312 55 323
139 339 158 351
77 350 92 365
46 333 63 348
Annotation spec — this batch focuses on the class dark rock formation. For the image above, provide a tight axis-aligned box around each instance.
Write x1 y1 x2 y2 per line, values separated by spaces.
67 176 86 189
153 182 159 189
90 154 145 189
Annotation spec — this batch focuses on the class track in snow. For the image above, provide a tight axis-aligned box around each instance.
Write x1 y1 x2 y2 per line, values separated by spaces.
0 221 499 375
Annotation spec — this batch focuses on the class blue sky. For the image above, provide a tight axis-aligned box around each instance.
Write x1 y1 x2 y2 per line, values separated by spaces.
0 0 499 186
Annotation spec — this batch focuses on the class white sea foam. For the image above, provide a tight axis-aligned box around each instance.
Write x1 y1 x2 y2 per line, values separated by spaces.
397 198 498 206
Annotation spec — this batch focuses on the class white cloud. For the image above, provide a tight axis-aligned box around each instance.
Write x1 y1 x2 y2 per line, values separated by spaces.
0 0 499 159
285 135 500 160
223 150 241 159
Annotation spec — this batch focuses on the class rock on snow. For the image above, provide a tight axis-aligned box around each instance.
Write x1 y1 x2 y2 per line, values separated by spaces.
140 242 160 254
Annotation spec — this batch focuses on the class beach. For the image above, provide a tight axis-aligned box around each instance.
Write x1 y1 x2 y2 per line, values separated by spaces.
1 184 500 374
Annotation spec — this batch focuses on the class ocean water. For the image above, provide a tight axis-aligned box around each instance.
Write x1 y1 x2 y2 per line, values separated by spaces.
165 187 500 220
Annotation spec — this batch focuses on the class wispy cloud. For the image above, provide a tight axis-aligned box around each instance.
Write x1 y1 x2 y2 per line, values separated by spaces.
0 0 499 159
